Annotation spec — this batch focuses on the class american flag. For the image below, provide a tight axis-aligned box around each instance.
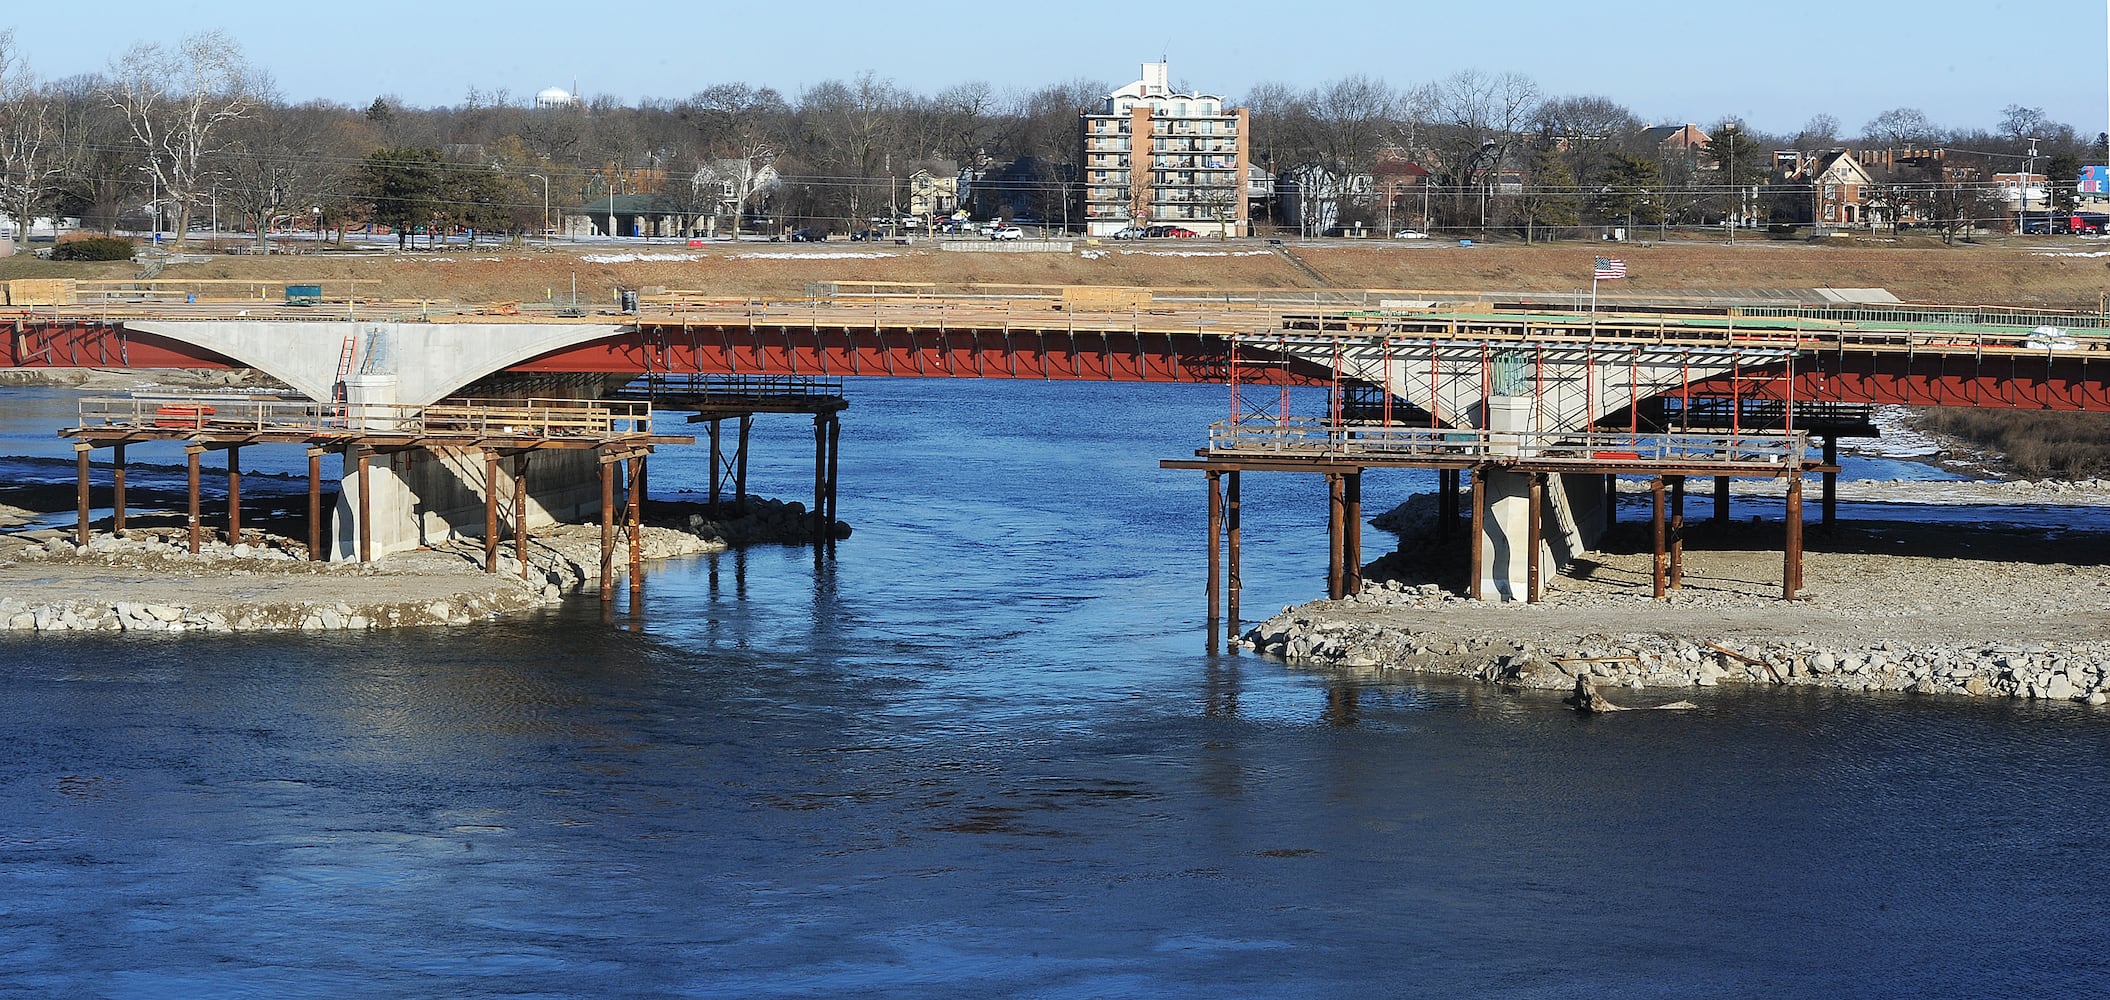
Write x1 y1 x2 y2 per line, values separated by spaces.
1594 257 1627 280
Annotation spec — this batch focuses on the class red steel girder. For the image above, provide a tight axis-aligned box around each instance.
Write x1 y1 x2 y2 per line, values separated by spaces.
1683 353 2110 411
516 324 1330 385
3 320 239 370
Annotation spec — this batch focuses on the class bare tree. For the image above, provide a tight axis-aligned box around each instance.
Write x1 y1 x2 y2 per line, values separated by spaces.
679 84 788 237
218 100 357 249
1299 76 1399 170
1290 75 1401 226
905 81 1001 165
1412 70 1542 232
794 75 910 227
1793 114 1840 149
1533 94 1638 195
1862 107 1936 149
994 79 1102 229
47 73 135 233
1999 105 2052 143
1919 180 1997 244
104 31 260 246
0 30 62 242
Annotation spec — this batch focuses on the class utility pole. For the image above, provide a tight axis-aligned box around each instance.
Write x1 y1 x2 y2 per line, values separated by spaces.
1726 127 1737 243
2023 136 2040 232
530 173 550 248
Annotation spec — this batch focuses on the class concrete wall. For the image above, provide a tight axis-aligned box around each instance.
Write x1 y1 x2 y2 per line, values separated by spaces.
1474 470 1606 601
333 447 603 561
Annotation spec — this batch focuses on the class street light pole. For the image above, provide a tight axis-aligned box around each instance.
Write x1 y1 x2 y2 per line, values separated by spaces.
2023 136 2040 231
529 173 550 248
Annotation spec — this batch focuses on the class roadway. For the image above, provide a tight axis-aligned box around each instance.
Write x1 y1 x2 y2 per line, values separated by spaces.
9 292 2110 409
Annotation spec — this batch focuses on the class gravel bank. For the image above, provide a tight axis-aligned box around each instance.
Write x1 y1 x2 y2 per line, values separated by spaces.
0 495 839 633
1248 483 2110 705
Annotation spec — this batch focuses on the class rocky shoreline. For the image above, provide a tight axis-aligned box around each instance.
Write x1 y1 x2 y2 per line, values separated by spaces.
0 494 839 633
1245 597 2110 705
1248 486 2110 706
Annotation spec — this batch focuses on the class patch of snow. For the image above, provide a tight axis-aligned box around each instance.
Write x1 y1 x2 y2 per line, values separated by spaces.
727 252 898 260
580 253 708 263
1844 406 1943 458
1078 249 1108 260
2029 251 2110 258
1118 249 1273 258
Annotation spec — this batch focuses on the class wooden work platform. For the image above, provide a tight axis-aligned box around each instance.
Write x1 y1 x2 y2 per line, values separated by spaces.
610 374 850 419
59 394 694 584
1164 423 1820 646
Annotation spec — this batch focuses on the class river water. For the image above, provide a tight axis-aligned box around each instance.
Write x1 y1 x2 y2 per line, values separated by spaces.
3 381 2108 997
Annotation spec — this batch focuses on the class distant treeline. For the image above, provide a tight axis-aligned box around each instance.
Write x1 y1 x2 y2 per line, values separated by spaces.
0 30 2098 241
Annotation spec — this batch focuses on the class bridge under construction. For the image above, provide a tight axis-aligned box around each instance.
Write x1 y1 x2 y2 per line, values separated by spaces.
7 278 2108 618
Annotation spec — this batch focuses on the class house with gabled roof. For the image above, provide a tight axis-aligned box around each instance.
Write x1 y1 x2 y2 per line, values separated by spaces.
1773 150 1879 227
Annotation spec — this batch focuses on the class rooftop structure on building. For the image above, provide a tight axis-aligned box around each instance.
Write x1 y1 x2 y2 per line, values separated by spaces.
536 86 581 109
1080 62 1250 238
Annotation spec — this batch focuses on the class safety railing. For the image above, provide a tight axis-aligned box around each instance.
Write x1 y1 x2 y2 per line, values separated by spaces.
1209 417 1805 469
627 374 846 400
1738 303 2110 330
76 394 656 438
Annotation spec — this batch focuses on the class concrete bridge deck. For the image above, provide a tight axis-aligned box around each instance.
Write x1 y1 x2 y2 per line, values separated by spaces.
11 289 2110 610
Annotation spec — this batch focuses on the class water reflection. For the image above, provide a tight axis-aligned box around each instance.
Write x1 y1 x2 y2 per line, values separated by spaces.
1202 656 1241 720
3 379 2109 997
1323 683 1360 727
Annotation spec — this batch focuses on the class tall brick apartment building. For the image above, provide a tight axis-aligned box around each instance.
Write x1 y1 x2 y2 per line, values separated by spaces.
1080 63 1250 237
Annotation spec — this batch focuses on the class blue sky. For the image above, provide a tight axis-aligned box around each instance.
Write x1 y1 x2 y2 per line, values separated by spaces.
8 0 2104 138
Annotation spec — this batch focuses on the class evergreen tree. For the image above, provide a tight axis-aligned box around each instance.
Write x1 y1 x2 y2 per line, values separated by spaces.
1518 146 1579 242
1704 124 1769 226
357 147 441 249
1599 153 1663 228
2046 152 2081 214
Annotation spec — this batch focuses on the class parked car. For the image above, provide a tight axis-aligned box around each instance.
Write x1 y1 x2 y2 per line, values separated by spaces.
788 228 825 242
1112 226 1148 239
849 228 885 242
1162 227 1197 238
1393 229 1430 240
989 226 1024 241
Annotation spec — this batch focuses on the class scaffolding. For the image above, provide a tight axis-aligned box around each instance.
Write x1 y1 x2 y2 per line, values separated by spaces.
61 394 690 603
1169 325 1823 645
